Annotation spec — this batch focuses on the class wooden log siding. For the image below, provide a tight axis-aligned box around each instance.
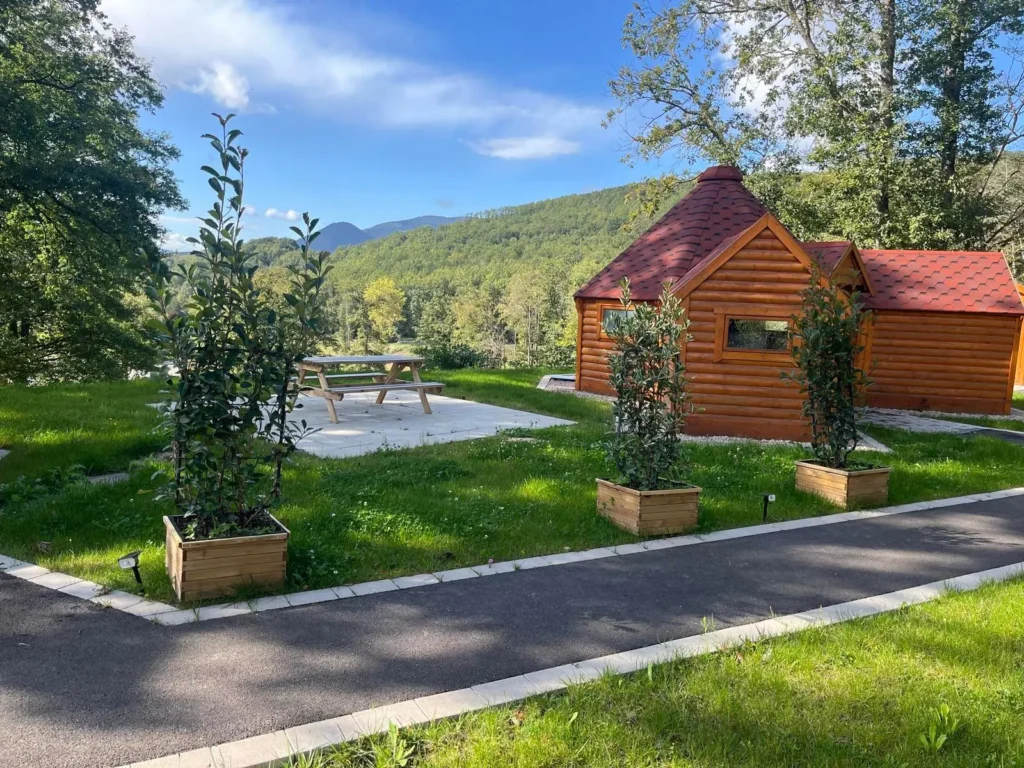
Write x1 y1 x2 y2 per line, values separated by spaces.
576 221 1021 433
576 227 814 440
684 230 811 440
577 299 617 396
866 310 1020 415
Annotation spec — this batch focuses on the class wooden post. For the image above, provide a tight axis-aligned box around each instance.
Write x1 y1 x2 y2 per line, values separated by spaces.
410 362 432 414
314 364 338 423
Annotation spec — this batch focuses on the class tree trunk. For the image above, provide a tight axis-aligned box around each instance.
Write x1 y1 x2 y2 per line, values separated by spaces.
940 0 968 207
877 0 897 244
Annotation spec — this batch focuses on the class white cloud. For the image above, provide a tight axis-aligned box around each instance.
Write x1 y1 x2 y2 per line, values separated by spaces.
159 231 192 253
191 61 251 109
264 208 300 221
100 0 601 158
467 136 582 160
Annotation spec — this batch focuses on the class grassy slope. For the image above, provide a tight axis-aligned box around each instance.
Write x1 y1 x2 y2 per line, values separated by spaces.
2 371 1024 602
309 577 1024 768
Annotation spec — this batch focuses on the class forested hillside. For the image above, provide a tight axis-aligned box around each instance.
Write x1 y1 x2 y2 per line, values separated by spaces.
223 184 658 369
322 184 656 367
331 185 636 290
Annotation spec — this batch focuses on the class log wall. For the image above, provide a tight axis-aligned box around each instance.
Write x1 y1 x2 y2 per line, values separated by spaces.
576 233 1021 433
866 310 1020 415
683 228 810 440
576 299 617 396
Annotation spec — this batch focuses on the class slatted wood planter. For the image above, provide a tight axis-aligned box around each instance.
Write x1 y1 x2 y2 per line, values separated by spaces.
596 479 701 536
164 515 289 602
794 461 890 508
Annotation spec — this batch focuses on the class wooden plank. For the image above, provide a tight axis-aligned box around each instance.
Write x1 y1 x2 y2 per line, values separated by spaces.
865 392 1007 414
326 382 444 395
179 570 285 600
1005 316 1023 411
873 311 1015 329
693 392 804 409
182 560 286 583
183 551 286 572
303 355 424 365
183 541 288 561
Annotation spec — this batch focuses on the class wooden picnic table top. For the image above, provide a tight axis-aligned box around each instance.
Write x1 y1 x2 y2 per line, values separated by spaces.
301 354 424 366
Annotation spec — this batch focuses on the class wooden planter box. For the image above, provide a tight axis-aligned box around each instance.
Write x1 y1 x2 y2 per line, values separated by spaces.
164 515 289 602
794 460 891 508
596 478 701 536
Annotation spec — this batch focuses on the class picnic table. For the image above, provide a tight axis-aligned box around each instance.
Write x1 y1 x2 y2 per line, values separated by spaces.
295 354 444 423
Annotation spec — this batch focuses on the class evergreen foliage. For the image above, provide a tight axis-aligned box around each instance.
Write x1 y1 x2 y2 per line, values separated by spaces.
605 279 691 491
786 268 869 469
146 116 330 540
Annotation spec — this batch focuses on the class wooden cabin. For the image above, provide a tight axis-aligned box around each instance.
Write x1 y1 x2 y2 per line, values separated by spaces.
1016 284 1024 386
575 166 1024 440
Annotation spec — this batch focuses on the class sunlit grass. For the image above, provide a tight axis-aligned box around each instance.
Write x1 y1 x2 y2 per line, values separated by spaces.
2 370 1023 604
0 379 164 482
306 577 1024 768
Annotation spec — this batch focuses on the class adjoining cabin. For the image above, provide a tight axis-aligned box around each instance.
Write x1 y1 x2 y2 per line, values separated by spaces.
574 166 1024 441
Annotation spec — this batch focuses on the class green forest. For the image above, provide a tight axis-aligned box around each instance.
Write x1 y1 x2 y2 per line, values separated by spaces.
206 183 657 369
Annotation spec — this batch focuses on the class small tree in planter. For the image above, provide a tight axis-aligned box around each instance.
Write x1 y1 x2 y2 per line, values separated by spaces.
596 278 700 535
146 114 332 600
787 266 889 507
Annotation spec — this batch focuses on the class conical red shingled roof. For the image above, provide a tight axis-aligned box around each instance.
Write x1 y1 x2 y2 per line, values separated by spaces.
575 166 769 300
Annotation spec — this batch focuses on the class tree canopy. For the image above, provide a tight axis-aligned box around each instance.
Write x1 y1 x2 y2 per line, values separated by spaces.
608 0 1024 256
0 0 183 383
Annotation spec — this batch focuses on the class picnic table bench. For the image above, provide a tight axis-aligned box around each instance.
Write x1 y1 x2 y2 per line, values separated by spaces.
295 354 443 423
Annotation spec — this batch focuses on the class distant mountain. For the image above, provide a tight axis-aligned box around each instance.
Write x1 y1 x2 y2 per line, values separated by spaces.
362 215 465 240
317 221 371 250
316 215 465 252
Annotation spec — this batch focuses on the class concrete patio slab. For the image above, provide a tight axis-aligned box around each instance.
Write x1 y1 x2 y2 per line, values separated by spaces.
291 391 572 459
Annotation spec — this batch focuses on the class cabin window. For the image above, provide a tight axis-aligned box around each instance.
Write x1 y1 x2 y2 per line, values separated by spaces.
726 318 789 351
601 307 636 334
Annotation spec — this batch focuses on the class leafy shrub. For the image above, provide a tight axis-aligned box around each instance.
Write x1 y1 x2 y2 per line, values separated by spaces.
413 294 483 369
786 266 868 468
146 115 331 540
605 279 691 490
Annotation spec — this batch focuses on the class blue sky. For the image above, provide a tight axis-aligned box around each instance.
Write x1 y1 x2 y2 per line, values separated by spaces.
101 0 662 248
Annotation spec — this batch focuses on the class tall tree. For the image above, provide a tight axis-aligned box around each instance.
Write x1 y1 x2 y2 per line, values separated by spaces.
0 0 183 383
608 0 1024 251
362 277 405 349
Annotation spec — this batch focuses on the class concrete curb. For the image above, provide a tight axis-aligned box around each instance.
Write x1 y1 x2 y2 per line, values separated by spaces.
3 487 1023 627
121 559 1024 768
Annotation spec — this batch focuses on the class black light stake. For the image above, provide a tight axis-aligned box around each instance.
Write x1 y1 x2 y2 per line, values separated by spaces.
762 493 776 523
117 550 143 587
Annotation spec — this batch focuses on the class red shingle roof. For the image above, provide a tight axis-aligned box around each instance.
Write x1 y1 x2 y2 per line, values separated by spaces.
803 241 852 273
859 249 1024 315
575 166 769 300
576 165 1024 317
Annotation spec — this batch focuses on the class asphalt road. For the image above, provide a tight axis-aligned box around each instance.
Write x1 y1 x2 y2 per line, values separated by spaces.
2 496 1023 767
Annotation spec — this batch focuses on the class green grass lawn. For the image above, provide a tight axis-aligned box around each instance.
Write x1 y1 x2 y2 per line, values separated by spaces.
2 370 1024 603
303 577 1024 768
0 379 165 482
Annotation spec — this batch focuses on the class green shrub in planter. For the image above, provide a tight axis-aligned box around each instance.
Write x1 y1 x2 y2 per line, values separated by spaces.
146 114 332 540
786 266 869 469
605 278 692 490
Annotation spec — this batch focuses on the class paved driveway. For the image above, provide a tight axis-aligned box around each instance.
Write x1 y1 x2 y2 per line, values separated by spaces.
2 495 1024 767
